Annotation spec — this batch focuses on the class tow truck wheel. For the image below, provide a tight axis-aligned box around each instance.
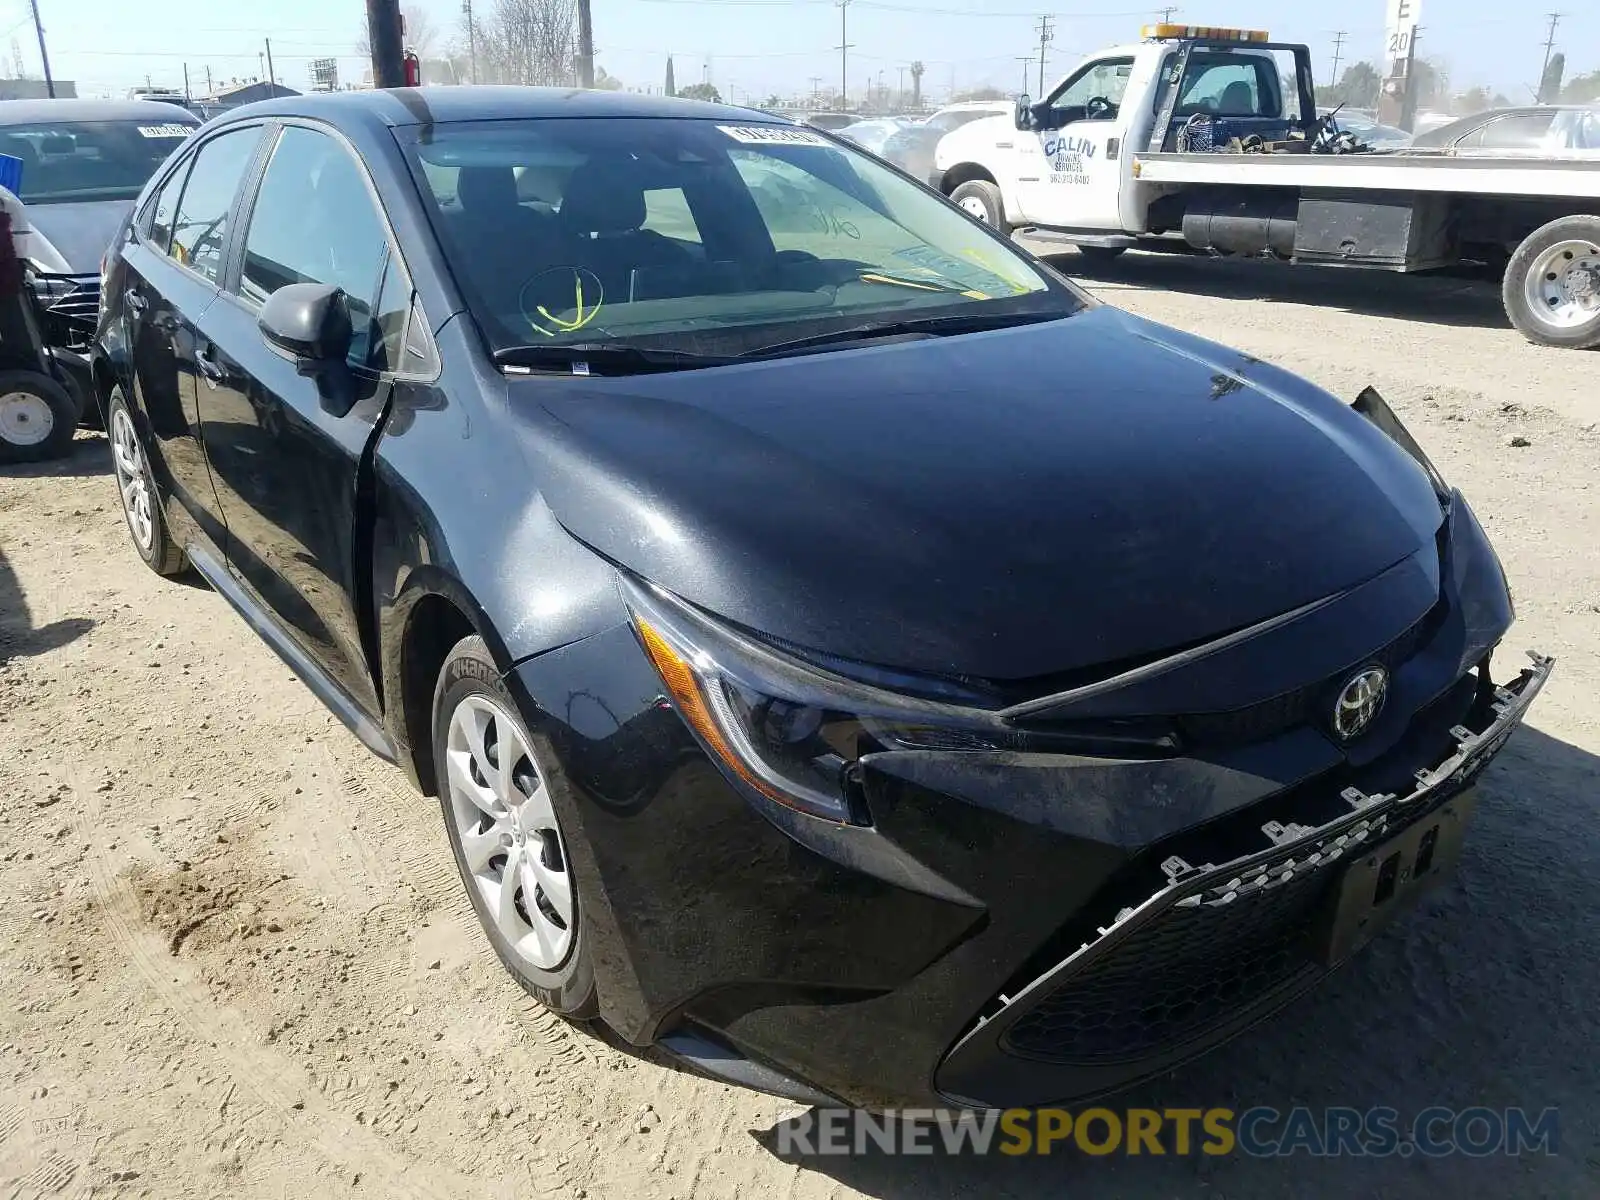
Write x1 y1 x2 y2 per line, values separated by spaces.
1502 215 1600 350
1076 245 1128 267
950 180 1011 233
0 370 77 464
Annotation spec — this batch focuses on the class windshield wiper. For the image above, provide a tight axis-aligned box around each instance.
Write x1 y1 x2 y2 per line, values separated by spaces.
494 343 738 376
741 310 1067 360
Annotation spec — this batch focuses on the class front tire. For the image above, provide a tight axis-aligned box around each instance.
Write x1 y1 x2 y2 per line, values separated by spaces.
432 635 598 1018
107 390 184 576
950 179 1010 233
0 370 77 463
1502 215 1600 349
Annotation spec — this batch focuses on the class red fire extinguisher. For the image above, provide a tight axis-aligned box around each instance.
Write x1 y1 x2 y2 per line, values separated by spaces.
403 50 421 87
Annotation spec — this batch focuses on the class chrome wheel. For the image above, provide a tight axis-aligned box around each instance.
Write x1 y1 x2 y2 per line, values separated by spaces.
1524 238 1600 330
959 194 991 222
0 390 53 447
445 695 575 970
110 406 154 552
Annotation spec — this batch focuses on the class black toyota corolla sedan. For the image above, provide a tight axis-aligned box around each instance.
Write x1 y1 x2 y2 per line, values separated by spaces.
91 87 1550 1109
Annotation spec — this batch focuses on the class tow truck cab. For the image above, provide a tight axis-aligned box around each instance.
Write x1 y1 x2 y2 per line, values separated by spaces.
933 24 1314 237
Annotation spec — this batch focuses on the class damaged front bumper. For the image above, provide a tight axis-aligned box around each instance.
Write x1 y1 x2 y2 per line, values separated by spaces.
936 651 1553 1108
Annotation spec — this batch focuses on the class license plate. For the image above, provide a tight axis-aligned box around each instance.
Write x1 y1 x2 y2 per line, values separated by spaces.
1315 790 1479 966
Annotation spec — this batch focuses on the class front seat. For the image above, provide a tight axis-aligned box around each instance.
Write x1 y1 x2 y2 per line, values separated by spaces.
452 166 564 313
1216 81 1257 116
557 158 691 301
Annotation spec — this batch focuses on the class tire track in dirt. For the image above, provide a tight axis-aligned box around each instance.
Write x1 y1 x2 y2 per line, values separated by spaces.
63 762 494 1200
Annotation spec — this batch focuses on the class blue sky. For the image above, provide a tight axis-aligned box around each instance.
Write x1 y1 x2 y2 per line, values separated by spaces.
13 0 1597 105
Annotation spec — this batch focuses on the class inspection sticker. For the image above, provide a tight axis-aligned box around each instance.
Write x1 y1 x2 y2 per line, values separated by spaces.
718 125 830 147
137 124 195 138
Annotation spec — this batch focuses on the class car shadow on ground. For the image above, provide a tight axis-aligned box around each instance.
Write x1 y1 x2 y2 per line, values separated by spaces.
0 546 93 663
1035 247 1515 334
0 431 112 479
754 722 1600 1198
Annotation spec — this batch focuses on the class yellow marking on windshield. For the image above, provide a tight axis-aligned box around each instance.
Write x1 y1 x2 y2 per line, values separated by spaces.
532 272 602 336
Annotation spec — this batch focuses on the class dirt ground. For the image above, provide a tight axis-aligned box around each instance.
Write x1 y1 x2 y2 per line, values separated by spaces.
2 251 1598 1200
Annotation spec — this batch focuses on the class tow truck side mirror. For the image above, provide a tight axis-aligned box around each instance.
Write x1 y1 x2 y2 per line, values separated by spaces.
1014 95 1033 131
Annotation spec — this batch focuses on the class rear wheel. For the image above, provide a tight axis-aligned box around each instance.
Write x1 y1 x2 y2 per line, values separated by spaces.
433 635 598 1018
108 390 184 575
0 370 77 463
1502 215 1600 349
950 180 1010 233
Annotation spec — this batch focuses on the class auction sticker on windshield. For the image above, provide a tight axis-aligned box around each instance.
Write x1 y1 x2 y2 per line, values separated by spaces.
719 125 830 147
137 124 195 138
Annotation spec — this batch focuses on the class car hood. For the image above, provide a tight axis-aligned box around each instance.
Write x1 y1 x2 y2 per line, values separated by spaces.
24 199 134 273
516 306 1444 682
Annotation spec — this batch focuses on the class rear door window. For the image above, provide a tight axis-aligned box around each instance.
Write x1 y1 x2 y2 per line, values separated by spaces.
168 127 261 284
144 159 192 254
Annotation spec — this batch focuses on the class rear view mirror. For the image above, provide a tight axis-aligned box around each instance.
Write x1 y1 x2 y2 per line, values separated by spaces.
259 282 353 370
1014 95 1033 131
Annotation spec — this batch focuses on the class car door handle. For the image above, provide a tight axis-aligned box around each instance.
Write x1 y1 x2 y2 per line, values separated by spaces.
195 344 226 383
124 289 147 315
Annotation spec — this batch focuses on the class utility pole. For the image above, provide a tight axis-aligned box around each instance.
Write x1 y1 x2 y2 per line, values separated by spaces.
808 75 822 106
1157 5 1177 20
1329 30 1346 85
27 0 54 99
1538 12 1561 101
836 0 852 109
367 0 406 89
264 38 276 94
1035 14 1053 96
1399 26 1420 131
206 65 214 97
576 0 594 87
462 0 477 83
183 63 191 103
1016 55 1033 94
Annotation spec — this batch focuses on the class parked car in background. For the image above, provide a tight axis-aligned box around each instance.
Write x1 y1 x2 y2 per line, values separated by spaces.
1411 106 1600 156
834 116 916 157
1319 107 1410 149
879 100 1012 183
0 99 199 423
801 111 856 130
95 86 1549 1112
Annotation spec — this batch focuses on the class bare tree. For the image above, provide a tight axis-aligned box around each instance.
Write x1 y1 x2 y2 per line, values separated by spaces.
468 0 578 86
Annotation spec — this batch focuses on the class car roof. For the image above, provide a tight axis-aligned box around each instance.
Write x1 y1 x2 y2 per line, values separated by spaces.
1412 104 1598 146
0 97 203 126
934 101 1010 113
213 85 777 131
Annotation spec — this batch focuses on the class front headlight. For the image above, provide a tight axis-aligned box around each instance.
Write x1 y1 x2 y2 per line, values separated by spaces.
621 575 1177 824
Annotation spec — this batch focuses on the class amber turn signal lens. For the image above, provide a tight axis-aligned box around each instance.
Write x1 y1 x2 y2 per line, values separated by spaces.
634 615 798 809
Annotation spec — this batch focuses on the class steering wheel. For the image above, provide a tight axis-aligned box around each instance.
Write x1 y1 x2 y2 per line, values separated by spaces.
1085 96 1115 120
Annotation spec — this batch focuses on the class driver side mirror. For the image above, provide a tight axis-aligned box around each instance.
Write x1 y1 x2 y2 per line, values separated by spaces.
1013 95 1033 131
259 281 359 416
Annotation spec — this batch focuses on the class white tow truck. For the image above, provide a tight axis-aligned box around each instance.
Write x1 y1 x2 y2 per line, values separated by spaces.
930 23 1600 349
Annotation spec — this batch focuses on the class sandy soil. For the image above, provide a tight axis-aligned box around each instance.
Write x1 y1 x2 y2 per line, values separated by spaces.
2 251 1598 1199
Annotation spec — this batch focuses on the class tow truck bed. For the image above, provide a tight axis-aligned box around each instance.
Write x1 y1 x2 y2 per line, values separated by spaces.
1133 151 1600 201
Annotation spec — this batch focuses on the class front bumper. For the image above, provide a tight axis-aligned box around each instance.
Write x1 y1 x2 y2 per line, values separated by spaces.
507 494 1546 1110
937 651 1552 1106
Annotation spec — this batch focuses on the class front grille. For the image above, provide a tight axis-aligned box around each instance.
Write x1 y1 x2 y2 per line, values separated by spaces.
1175 605 1439 747
1002 856 1334 1064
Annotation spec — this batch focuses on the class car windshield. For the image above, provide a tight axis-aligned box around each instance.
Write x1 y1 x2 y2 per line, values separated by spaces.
400 117 1079 358
0 119 197 204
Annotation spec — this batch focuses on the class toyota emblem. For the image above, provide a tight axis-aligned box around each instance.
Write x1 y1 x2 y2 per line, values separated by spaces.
1332 666 1389 741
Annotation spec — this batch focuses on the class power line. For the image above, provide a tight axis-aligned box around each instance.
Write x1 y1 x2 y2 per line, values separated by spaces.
836 0 852 104
1538 11 1561 102
1035 13 1053 96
